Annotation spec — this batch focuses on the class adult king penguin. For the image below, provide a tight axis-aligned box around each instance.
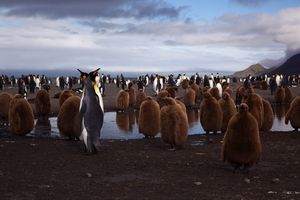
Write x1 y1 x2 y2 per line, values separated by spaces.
78 68 104 153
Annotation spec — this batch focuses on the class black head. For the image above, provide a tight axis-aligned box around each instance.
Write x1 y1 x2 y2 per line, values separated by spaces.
88 68 100 82
77 69 89 81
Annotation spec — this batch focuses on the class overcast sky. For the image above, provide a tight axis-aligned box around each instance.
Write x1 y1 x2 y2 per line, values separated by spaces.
0 0 300 74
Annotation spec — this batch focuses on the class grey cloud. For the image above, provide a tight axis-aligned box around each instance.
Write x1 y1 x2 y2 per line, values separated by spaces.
230 0 269 7
263 48 300 67
0 0 186 19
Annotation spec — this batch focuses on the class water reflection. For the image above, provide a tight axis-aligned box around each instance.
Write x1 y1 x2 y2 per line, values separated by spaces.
187 109 199 127
29 118 59 138
116 112 131 133
273 104 289 120
28 105 294 140
271 104 294 132
34 119 51 136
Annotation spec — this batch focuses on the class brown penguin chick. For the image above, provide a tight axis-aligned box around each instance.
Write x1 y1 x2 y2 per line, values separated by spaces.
274 86 285 104
9 94 34 136
284 86 292 103
181 79 189 90
115 89 130 111
183 87 196 109
175 97 187 113
199 92 223 134
59 90 75 107
209 87 221 100
0 92 13 125
261 80 268 90
156 90 170 108
235 85 248 105
127 82 136 107
135 90 146 109
57 95 81 139
53 91 62 99
242 89 264 129
223 87 233 97
221 103 261 170
35 89 51 120
138 96 160 138
218 92 237 133
189 82 200 100
160 97 189 149
261 99 274 131
165 86 177 98
285 96 300 131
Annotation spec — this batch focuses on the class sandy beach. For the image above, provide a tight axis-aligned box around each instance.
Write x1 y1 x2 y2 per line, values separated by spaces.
0 81 300 199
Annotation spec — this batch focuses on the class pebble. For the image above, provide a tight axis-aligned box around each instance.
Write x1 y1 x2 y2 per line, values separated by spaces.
39 185 52 189
195 153 205 156
268 191 277 194
272 178 280 183
194 182 202 186
30 143 37 146
244 178 250 184
86 173 92 178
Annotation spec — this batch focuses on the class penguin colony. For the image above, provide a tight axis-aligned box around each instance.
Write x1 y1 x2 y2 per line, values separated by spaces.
1 72 297 170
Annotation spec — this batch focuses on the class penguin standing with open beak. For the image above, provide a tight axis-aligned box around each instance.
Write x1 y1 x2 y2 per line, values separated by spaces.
78 68 104 153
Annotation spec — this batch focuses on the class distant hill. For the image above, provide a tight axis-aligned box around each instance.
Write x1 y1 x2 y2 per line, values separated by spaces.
231 63 266 78
269 53 300 75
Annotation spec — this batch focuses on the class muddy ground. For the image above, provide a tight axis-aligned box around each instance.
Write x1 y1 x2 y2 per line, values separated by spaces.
0 131 299 200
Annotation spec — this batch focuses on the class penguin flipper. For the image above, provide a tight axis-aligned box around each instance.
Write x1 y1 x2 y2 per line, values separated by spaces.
79 99 87 129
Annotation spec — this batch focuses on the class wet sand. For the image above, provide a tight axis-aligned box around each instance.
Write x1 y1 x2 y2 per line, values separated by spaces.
0 82 300 199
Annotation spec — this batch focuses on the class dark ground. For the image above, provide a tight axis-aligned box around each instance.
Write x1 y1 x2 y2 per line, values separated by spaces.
0 131 299 200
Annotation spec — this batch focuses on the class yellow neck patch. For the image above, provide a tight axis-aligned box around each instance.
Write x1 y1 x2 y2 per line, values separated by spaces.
93 84 101 97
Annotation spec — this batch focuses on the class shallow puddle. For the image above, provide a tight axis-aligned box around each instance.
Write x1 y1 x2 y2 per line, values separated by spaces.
26 105 295 140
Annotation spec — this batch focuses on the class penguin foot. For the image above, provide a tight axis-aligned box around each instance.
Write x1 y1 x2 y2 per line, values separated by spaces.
168 145 176 151
168 147 176 151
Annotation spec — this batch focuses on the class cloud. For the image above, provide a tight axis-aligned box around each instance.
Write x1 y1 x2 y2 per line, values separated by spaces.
230 0 269 7
0 0 186 20
0 2 300 73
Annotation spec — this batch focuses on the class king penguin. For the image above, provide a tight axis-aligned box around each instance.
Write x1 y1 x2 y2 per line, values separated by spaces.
78 68 104 153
